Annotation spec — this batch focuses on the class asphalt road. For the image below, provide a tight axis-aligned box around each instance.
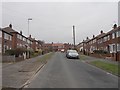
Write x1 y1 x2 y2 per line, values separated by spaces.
25 52 118 88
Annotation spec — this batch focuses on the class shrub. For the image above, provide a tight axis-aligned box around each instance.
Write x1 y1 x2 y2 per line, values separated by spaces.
93 50 108 54
5 48 28 57
5 49 15 55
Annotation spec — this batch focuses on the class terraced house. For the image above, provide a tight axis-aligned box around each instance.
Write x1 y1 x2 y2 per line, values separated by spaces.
2 24 33 51
28 35 42 52
77 24 120 61
0 28 13 54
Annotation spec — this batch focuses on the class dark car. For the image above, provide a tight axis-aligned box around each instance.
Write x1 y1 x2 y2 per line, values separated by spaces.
66 50 79 59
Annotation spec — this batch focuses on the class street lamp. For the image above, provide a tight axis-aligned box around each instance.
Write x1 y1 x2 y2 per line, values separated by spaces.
73 25 76 49
28 18 32 36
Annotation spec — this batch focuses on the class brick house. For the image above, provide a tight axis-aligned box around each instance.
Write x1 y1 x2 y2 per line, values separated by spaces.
77 24 120 61
79 31 105 56
100 25 120 61
42 43 53 53
52 43 64 51
2 24 32 50
0 28 13 54
64 43 73 52
28 35 42 52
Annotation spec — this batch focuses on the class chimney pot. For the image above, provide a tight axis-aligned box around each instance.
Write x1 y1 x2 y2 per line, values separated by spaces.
101 30 103 34
29 35 31 38
86 37 89 40
9 24 12 28
20 31 22 35
93 35 95 38
113 24 117 29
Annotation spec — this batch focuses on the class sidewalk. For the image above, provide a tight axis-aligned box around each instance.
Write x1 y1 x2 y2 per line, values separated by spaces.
80 54 118 65
2 53 52 88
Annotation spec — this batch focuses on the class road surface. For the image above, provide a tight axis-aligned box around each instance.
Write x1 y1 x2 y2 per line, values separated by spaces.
25 52 118 88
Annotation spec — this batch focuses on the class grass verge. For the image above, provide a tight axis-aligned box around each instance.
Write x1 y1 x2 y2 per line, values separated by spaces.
79 55 88 60
37 52 54 64
90 61 119 76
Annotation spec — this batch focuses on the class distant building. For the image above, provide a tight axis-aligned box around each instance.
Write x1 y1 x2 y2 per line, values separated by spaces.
42 43 53 53
52 43 64 51
28 35 42 52
64 43 73 51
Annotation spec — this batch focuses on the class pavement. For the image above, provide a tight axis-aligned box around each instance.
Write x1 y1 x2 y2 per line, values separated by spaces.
23 52 118 88
80 54 118 65
2 53 52 89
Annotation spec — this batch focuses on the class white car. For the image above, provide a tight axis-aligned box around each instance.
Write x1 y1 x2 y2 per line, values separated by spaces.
61 49 65 52
66 50 79 59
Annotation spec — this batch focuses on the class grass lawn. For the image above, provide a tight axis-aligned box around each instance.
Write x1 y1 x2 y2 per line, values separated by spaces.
90 61 119 76
79 55 88 60
37 52 54 64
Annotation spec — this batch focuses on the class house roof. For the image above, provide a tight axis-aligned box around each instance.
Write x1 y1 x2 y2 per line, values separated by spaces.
52 43 64 46
1 27 13 36
107 26 120 34
2 27 18 33
2 27 30 40
96 33 106 39
97 26 120 39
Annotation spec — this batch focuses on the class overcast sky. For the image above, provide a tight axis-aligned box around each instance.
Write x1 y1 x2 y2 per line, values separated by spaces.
1 1 118 44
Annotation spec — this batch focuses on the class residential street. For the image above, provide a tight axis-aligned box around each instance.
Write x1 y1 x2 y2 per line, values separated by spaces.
24 52 118 88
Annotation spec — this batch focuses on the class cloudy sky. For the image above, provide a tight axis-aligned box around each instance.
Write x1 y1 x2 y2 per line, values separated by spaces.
1 1 118 44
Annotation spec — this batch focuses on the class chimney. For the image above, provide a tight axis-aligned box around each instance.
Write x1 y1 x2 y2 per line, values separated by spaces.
86 37 89 40
20 31 22 35
100 30 103 34
9 24 12 28
93 35 95 38
29 35 31 38
113 24 117 29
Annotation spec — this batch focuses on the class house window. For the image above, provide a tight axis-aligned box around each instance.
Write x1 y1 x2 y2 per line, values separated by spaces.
113 45 116 52
0 44 1 53
117 44 120 51
4 33 9 40
107 35 110 40
0 30 2 37
17 34 20 39
116 31 120 37
27 39 30 44
112 33 115 39
23 37 26 42
20 35 23 40
10 36 12 41
4 45 7 53
103 36 107 42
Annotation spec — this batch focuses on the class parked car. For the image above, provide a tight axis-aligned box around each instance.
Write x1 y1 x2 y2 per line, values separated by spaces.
61 49 65 53
66 50 79 59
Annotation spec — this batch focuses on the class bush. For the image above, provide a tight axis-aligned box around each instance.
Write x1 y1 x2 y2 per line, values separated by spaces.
5 49 15 55
93 50 108 54
5 48 27 57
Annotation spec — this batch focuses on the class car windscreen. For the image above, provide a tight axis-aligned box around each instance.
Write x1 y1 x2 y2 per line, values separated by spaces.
69 50 77 53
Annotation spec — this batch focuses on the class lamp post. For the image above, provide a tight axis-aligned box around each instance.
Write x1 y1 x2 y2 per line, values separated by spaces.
28 18 32 36
73 25 76 49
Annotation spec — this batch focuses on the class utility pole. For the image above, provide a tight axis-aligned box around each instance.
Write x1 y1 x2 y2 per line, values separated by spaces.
73 25 75 49
28 18 32 36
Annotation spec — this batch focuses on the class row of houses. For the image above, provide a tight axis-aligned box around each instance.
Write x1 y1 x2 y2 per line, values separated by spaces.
77 24 120 61
0 24 43 57
0 24 73 57
42 42 74 53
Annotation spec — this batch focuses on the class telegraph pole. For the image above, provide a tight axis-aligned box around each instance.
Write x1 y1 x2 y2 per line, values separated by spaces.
73 25 75 49
28 18 32 36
